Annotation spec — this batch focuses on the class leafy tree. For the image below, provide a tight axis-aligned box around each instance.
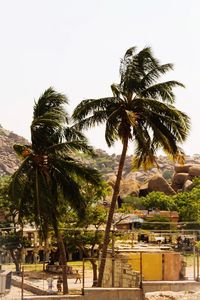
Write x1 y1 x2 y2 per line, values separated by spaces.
0 176 25 272
9 88 101 293
174 183 200 228
0 231 29 273
0 176 17 220
119 195 146 211
64 205 106 286
141 215 171 230
140 192 177 211
73 46 190 286
62 182 108 286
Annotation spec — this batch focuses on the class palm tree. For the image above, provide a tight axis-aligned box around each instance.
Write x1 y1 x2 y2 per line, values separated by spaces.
9 87 101 293
72 46 190 286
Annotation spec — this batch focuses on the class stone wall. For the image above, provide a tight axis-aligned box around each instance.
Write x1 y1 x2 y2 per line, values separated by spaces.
102 253 141 288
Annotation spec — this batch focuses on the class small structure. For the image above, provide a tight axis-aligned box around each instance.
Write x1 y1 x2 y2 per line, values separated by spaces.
142 210 179 223
102 247 186 288
113 213 144 231
0 270 12 295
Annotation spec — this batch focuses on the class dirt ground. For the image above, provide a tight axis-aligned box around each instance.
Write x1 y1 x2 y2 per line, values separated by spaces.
145 291 200 300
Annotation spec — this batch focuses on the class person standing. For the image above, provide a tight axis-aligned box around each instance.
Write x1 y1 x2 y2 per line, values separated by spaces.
74 270 81 283
57 276 63 293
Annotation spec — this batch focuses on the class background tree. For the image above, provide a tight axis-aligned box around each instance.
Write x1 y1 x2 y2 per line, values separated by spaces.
0 231 30 273
0 176 28 272
141 215 172 230
73 46 190 286
62 181 109 286
64 206 106 286
140 191 177 211
174 179 200 228
0 176 18 223
9 88 101 293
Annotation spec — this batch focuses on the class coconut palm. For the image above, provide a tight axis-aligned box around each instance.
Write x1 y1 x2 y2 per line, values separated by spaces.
72 46 190 286
9 87 101 293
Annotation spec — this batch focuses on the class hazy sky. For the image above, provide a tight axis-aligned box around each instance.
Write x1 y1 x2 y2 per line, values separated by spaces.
0 0 199 155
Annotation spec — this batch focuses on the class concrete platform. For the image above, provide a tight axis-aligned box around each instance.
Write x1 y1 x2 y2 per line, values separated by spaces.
143 280 200 293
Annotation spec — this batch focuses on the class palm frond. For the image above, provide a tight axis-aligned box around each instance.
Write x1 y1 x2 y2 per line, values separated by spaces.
105 108 122 146
140 63 174 88
134 46 160 74
72 97 120 122
141 81 185 103
132 124 156 170
131 96 190 169
31 88 70 151
33 87 68 119
143 99 190 142
111 83 121 97
124 46 137 58
52 167 86 218
132 97 190 140
9 157 32 200
120 46 160 92
73 110 110 131
64 126 87 142
48 140 96 157
51 157 101 186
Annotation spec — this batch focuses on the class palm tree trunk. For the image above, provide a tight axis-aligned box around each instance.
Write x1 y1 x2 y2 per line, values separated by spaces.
10 249 20 274
57 236 68 294
91 231 99 286
90 259 98 286
53 222 68 294
82 247 98 286
97 135 129 287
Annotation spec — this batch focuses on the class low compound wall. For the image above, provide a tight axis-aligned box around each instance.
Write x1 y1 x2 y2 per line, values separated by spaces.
84 288 142 300
12 278 49 295
22 282 200 300
24 296 82 300
24 288 143 300
143 280 200 293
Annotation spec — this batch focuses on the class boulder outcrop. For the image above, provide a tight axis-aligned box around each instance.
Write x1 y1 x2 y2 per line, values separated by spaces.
188 165 200 177
171 173 189 192
174 164 192 173
148 175 176 195
183 179 194 192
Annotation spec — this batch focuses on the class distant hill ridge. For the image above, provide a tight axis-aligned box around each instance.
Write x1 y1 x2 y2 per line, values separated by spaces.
0 125 200 184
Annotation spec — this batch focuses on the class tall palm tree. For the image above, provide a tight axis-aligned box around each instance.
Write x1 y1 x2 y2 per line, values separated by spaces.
9 87 101 293
72 46 190 286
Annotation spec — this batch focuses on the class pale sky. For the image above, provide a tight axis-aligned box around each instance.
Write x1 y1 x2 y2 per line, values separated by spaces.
0 0 199 155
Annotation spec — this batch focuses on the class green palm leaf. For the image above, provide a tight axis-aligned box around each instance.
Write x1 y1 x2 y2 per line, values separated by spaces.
140 63 174 87
141 81 185 103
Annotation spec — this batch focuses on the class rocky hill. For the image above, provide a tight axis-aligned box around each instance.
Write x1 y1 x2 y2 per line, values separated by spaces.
1 125 200 197
0 125 29 176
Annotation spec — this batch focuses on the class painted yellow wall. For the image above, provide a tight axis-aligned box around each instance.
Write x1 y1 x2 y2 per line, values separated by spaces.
128 253 163 280
142 253 163 280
